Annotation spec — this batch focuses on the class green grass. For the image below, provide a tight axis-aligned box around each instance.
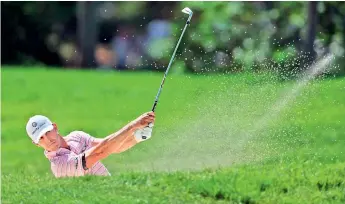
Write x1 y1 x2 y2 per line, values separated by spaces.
2 66 345 203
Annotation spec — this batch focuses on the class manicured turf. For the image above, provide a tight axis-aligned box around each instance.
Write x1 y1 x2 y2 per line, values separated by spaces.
2 66 345 203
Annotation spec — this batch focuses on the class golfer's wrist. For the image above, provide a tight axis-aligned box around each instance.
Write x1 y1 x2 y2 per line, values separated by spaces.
128 121 139 132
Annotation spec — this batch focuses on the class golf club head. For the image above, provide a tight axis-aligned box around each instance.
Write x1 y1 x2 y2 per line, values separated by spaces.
182 7 193 24
182 7 193 16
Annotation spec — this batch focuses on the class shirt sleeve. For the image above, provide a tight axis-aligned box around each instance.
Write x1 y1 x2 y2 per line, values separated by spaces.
79 131 96 149
71 131 97 151
50 154 85 178
80 131 96 148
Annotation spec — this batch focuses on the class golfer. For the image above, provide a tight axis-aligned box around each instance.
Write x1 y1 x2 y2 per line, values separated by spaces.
25 112 155 178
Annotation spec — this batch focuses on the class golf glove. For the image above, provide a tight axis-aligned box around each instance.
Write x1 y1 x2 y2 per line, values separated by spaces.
134 124 154 142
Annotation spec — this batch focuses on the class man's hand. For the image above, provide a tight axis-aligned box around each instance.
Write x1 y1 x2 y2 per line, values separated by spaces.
134 125 154 142
132 112 155 142
131 112 155 130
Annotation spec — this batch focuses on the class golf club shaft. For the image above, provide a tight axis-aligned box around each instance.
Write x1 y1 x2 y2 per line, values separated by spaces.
151 18 191 112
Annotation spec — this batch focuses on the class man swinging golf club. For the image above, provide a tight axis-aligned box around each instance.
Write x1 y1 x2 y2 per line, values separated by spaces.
25 7 193 178
26 112 155 178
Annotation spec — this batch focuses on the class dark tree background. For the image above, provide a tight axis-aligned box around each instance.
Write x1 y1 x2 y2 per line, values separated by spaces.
1 1 344 76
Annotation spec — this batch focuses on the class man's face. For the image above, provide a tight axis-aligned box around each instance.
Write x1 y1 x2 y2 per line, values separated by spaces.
36 124 61 151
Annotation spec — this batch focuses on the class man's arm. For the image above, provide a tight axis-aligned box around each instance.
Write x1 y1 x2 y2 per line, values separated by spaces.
91 138 103 147
116 134 138 152
91 136 137 153
83 112 155 169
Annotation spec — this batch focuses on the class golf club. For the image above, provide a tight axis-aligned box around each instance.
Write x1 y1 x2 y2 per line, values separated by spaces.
151 7 193 113
138 7 193 140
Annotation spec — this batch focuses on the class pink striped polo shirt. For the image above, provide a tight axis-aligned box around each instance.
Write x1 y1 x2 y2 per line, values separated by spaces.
44 131 110 178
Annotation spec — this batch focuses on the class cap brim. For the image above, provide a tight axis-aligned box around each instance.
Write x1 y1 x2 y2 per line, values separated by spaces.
33 125 54 143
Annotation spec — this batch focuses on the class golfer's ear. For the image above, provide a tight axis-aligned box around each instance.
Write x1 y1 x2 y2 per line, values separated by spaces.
52 123 58 130
32 141 40 147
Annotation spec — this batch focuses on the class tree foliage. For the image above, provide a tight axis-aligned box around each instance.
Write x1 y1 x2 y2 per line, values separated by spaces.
1 2 344 75
173 2 344 76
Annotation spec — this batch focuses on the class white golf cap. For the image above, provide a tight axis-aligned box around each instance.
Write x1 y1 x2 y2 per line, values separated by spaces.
26 115 54 143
